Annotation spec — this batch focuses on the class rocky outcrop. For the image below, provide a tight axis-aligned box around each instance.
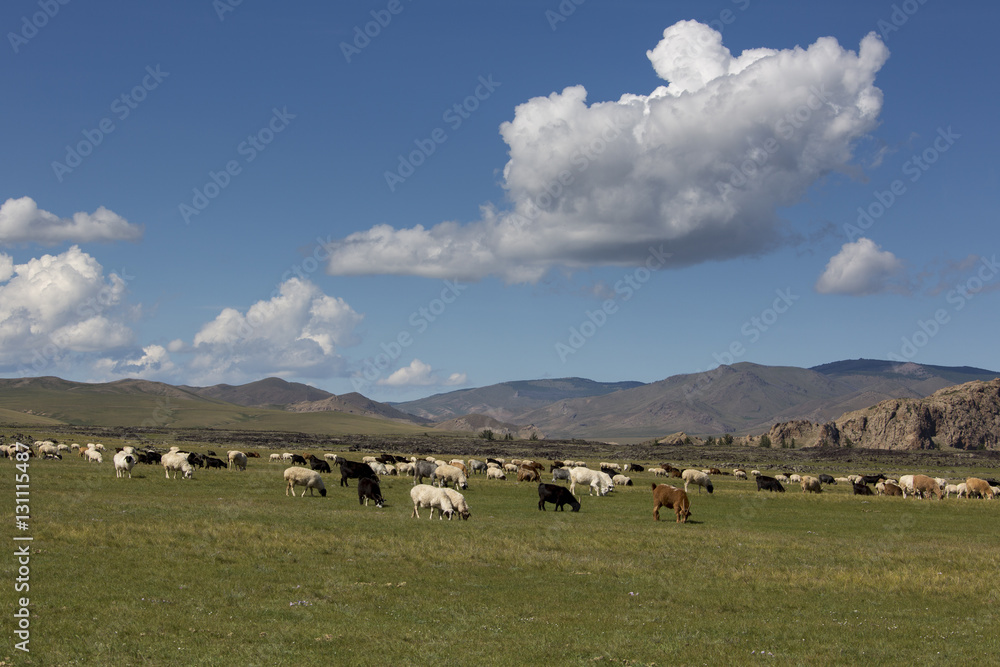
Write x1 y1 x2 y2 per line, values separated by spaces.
765 379 1000 450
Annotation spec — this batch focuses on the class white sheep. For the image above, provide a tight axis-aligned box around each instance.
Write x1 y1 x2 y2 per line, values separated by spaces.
682 469 714 494
486 467 506 481
955 482 969 498
569 467 610 497
612 474 633 487
944 483 962 498
395 461 414 475
362 456 378 464
432 464 468 489
84 449 103 464
269 453 282 463
281 452 293 461
283 466 327 497
734 470 748 480
775 474 790 483
788 474 802 484
652 467 667 477
37 442 60 458
410 484 455 519
750 470 762 478
113 451 136 478
368 461 390 476
324 453 339 462
228 450 248 471
834 477 851 484
440 488 471 520
162 452 193 479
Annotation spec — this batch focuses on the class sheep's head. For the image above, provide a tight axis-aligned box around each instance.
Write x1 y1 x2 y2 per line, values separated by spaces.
319 488 327 497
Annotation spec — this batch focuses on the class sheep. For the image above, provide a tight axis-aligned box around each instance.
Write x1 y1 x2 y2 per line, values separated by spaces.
552 467 570 482
965 477 995 499
284 466 327 497
750 470 762 478
323 453 339 462
440 488 471 520
652 467 667 477
503 463 519 474
774 474 790 484
569 467 610 497
788 474 802 484
486 467 506 481
113 451 136 478
467 459 487 475
517 467 541 483
362 456 378 464
681 469 713 494
281 452 294 461
410 484 455 519
228 450 248 471
448 460 468 476
84 449 103 464
944 483 962 498
269 453 282 463
734 470 748 480
367 461 390 476
395 461 414 476
652 483 691 523
413 460 438 485
161 452 193 479
834 477 851 484
37 442 60 458
612 474 633 487
800 476 822 494
432 464 468 489
956 482 969 498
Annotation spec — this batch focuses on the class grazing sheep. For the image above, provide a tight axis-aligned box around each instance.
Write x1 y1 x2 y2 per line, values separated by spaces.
517 466 541 483
909 474 943 500
362 456 378 464
750 470 762 478
161 452 193 479
681 469 713 494
552 467 570 482
652 467 667 477
113 451 136 479
569 467 611 497
612 474 633 487
37 442 60 458
881 482 903 497
834 477 851 484
799 476 822 494
503 463 519 474
944 483 962 498
367 461 390 476
395 461 414 476
413 460 438 485
84 449 103 464
486 467 506 481
440 488 471 520
652 484 691 523
228 451 248 471
852 482 874 496
283 466 327 497
537 483 580 512
965 477 995 499
774 474 790 484
788 474 802 484
269 453 282 463
734 470 747 480
432 464 468 489
410 484 455 520
467 459 487 475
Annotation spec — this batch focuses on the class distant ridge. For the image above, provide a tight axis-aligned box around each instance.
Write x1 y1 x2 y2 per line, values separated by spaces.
392 377 645 423
287 392 432 425
181 377 334 407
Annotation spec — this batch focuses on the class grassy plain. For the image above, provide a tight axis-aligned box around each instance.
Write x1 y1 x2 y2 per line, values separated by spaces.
2 440 999 666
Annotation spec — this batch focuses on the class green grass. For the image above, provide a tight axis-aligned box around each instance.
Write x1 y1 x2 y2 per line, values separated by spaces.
2 453 999 665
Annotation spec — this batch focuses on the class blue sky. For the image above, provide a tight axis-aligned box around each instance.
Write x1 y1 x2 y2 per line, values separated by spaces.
2 0 998 402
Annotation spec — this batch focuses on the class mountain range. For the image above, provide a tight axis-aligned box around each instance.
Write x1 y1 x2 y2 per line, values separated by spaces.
0 359 996 441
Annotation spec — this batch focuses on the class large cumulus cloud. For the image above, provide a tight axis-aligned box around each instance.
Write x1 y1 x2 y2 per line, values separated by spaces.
188 277 364 383
0 246 136 367
325 20 889 283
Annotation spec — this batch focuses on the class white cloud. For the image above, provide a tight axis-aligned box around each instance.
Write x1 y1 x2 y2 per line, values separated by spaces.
815 237 905 295
189 278 363 383
377 359 467 387
94 344 177 379
325 21 889 283
0 196 142 245
0 246 136 367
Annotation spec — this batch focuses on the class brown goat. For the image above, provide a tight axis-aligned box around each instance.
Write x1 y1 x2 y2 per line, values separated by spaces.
652 483 691 523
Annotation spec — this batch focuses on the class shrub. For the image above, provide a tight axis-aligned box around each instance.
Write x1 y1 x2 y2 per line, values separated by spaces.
759 434 772 448
479 429 494 441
